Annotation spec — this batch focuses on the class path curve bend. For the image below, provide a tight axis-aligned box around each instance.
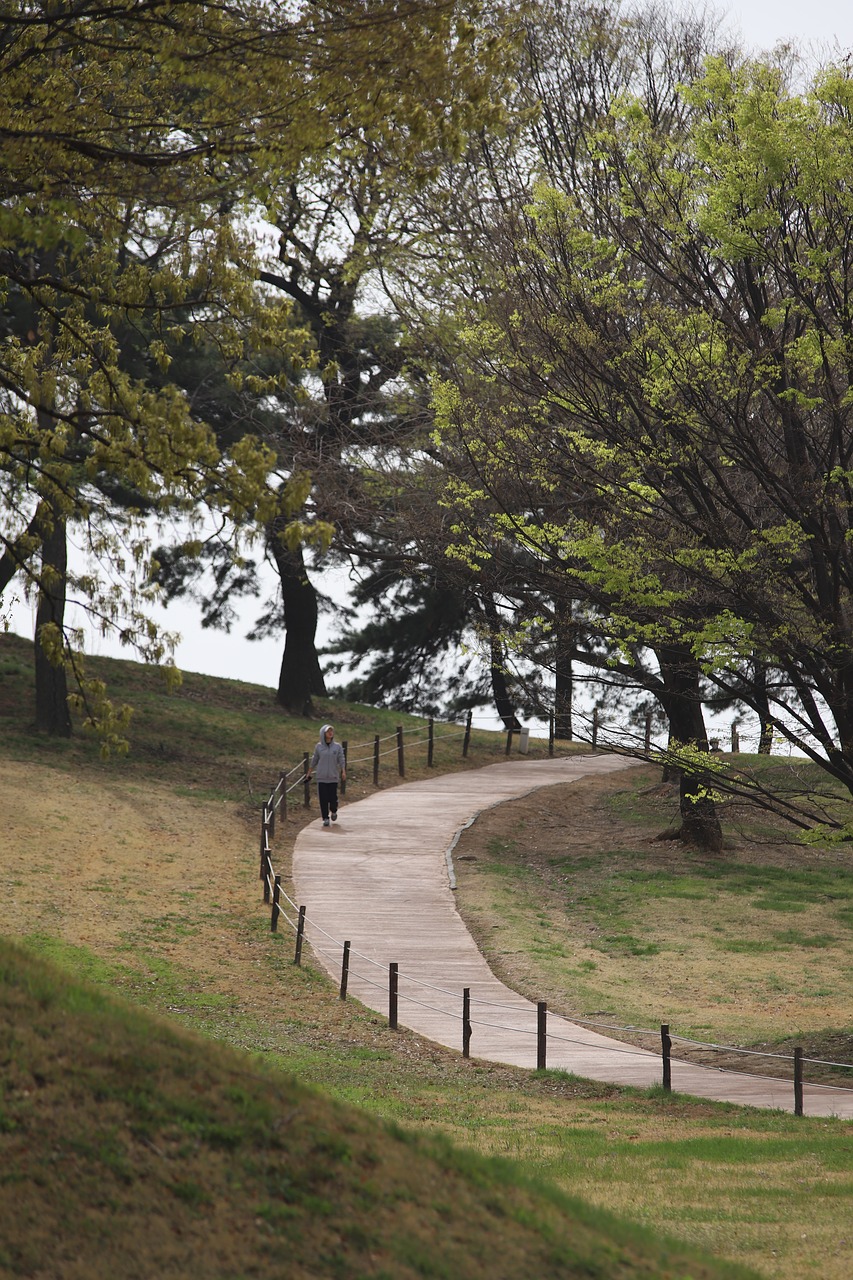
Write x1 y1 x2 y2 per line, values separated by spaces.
292 753 853 1119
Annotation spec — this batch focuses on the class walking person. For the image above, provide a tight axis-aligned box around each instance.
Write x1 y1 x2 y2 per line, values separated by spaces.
307 723 346 828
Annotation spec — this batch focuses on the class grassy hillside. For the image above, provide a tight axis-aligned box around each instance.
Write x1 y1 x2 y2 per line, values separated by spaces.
0 939 760 1280
1 632 851 1279
0 630 557 811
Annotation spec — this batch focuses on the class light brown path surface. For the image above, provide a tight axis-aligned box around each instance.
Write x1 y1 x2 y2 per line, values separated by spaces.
292 753 853 1119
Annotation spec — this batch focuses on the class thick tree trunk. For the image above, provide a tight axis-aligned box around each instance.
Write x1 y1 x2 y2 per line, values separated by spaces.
489 646 522 732
482 595 521 732
269 536 327 714
34 504 72 737
677 769 723 852
553 598 573 740
657 644 722 852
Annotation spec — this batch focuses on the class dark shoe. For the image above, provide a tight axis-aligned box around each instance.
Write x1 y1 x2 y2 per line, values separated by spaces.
322 818 330 828
331 811 338 823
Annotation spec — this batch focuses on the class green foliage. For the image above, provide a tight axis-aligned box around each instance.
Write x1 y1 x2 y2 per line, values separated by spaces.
430 31 853 803
0 0 522 741
0 1 309 743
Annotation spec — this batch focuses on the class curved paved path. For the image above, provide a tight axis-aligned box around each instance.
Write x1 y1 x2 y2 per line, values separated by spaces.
291 753 853 1119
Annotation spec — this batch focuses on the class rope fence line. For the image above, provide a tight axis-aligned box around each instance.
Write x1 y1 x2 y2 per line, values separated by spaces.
258 707 628 828
463 708 799 756
277 879 579 1007
277 874 841 1051
342 729 469 770
544 1019 853 1074
267 886 853 1088
805 1055 853 1070
260 702 811 838
307 699 826 768
668 1037 792 1062
256 803 853 1117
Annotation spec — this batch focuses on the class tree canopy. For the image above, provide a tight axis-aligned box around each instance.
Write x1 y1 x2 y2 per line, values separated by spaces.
8 0 853 847
0 0 517 745
431 41 853 833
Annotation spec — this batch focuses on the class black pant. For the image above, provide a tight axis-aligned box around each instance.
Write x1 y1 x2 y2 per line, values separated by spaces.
318 781 338 820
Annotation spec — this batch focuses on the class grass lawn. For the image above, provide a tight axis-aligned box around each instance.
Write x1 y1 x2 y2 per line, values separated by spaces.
1 631 851 1278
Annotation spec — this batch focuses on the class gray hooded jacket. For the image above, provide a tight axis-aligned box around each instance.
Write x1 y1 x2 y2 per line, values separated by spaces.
310 725 346 783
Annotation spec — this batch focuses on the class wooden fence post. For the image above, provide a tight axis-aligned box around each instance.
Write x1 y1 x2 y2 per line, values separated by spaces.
341 741 348 795
428 717 434 767
279 771 288 821
463 987 471 1059
373 735 380 786
661 1023 672 1091
794 1046 804 1116
463 710 472 757
396 726 405 777
259 810 270 882
271 875 281 932
537 1001 547 1070
268 794 276 841
389 962 398 1029
340 940 350 1000
302 753 311 807
294 904 306 965
262 848 272 905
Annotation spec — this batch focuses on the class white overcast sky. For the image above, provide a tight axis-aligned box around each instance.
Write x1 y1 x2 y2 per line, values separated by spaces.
5 0 853 689
722 0 851 51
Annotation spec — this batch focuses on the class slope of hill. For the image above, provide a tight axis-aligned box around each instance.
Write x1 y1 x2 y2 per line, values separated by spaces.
1 633 849 1279
0 940 760 1280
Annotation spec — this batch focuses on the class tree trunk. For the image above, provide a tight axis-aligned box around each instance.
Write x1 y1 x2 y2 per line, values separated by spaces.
269 536 327 714
482 595 521 731
752 659 774 753
677 769 722 852
34 502 72 737
657 644 722 852
553 597 573 740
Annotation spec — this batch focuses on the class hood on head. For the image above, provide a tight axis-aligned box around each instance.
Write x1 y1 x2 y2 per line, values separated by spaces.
318 723 334 745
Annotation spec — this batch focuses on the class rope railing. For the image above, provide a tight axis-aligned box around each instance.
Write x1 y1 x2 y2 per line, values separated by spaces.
669 1035 793 1062
545 1028 669 1060
567 1016 659 1035
264 711 537 821
331 699 824 767
266 699 786 817
274 876 850 1097
256 821 853 1118
461 1013 539 1038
